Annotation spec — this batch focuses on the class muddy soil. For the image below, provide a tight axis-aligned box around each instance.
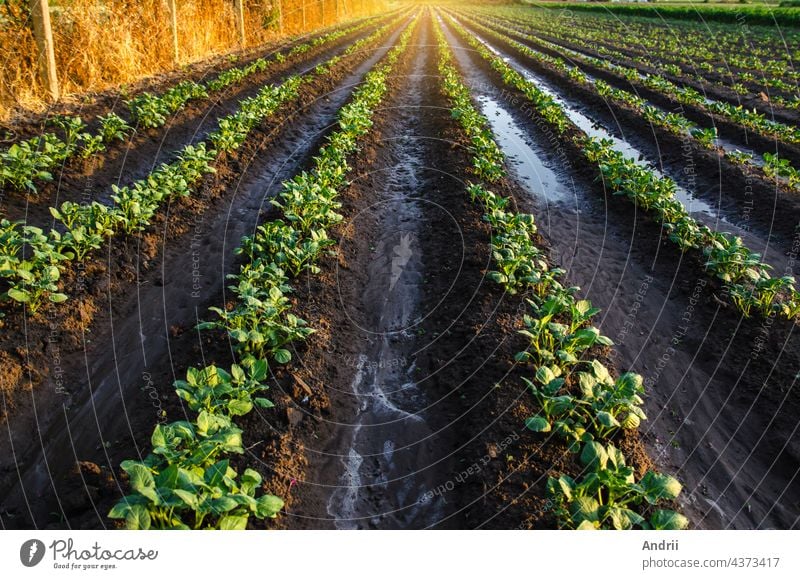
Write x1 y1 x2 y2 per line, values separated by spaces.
277 13 655 530
280 15 475 530
440 13 800 530
0 13 402 234
1 9 798 532
478 13 800 128
0 16 413 530
459 15 800 251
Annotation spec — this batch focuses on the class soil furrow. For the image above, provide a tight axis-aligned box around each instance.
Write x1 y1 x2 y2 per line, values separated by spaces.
440 12 800 530
456 14 800 250
0 19 412 530
0 14 401 231
282 15 469 530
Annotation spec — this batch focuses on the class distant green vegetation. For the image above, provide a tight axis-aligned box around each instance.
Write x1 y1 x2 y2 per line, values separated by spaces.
531 2 800 26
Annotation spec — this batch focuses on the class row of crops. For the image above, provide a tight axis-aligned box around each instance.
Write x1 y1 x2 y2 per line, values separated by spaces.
105 8 689 530
0 14 393 196
464 12 800 194
434 15 686 530
504 4 800 112
106 13 420 530
473 8 800 146
0 12 407 317
441 10 800 322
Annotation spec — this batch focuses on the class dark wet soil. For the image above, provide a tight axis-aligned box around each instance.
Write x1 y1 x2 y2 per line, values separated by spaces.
281 14 656 530
441 12 800 530
0 15 413 530
458 13 800 252
1 9 798 532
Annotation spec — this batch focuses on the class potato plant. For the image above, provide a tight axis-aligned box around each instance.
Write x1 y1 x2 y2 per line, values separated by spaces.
435 16 688 530
447 13 800 321
109 16 419 530
0 20 393 316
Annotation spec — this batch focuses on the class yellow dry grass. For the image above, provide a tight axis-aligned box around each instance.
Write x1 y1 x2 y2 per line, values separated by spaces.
0 0 384 121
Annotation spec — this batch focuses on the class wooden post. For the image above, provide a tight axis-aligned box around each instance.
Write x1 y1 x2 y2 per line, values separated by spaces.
233 0 245 45
166 0 179 63
302 0 306 32
29 0 59 101
321 0 326 27
277 0 283 34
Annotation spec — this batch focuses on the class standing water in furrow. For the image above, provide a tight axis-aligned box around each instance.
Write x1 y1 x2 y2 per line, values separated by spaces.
323 22 448 530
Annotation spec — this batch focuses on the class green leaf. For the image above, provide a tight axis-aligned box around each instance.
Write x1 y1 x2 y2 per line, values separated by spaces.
218 515 248 530
574 300 593 316
241 468 262 486
205 459 230 486
124 504 151 530
641 471 683 502
255 494 284 518
151 424 167 448
254 397 275 409
273 348 291 364
617 372 643 396
196 411 211 434
47 293 68 304
650 509 689 530
609 506 645 530
230 329 249 343
122 461 155 492
596 411 620 429
227 399 252 416
580 441 608 471
536 365 556 385
7 288 30 303
524 415 551 433
596 334 613 346
173 489 199 510
230 364 245 383
210 496 239 514
48 292 68 303
578 373 596 399
591 359 612 384
557 475 575 501
107 502 131 519
186 367 200 386
156 464 180 489
621 412 641 429
250 359 268 381
570 496 600 523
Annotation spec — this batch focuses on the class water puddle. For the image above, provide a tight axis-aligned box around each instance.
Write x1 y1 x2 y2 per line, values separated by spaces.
470 29 730 223
324 41 447 528
476 95 574 206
